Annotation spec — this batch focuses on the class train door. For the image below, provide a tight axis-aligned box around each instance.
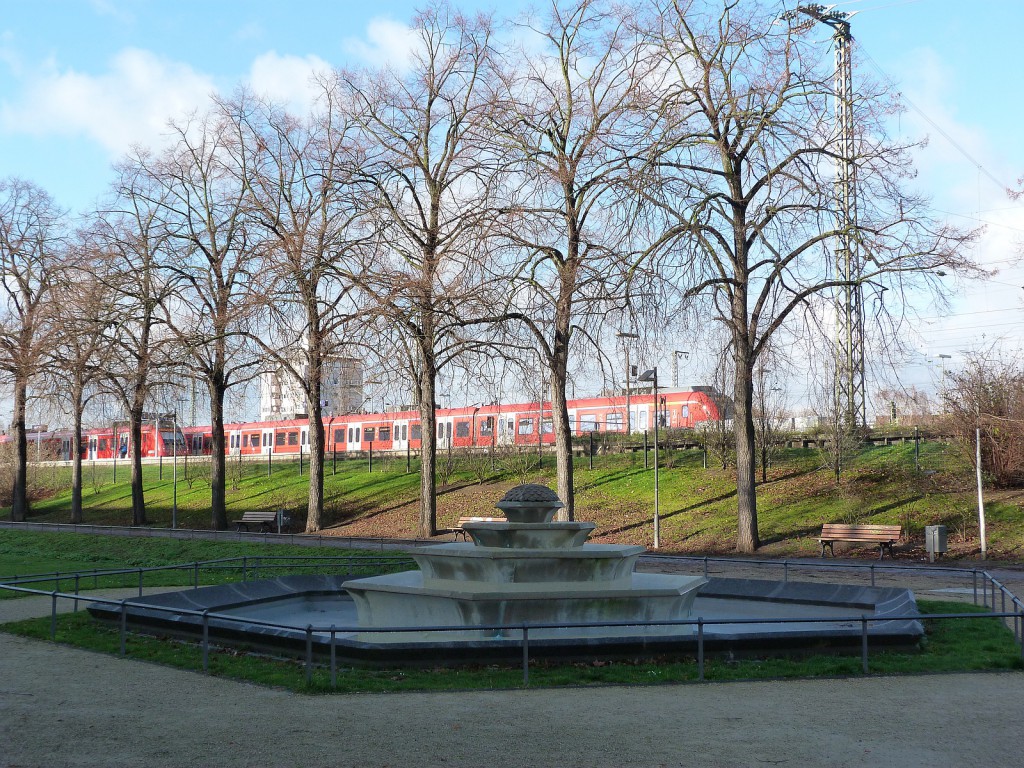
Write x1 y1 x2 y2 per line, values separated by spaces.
437 416 453 450
228 429 241 456
88 435 98 460
347 422 362 451
262 429 274 454
300 427 308 453
393 419 408 452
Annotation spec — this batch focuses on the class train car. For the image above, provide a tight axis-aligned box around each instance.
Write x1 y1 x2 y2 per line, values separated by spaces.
16 387 722 463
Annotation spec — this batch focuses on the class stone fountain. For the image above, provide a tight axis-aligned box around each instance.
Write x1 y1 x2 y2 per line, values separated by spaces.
342 484 708 641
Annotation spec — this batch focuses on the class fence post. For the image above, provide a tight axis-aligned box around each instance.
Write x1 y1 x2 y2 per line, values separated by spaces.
50 591 58 640
138 568 144 597
861 616 869 674
268 449 272 478
870 564 876 588
589 432 594 470
194 562 200 589
74 574 80 612
305 625 314 685
242 556 248 582
703 556 709 579
522 623 530 687
644 431 649 469
973 570 978 605
783 561 789 583
697 618 705 681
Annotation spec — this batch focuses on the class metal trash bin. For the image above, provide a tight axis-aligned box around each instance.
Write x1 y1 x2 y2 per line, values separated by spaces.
925 525 948 562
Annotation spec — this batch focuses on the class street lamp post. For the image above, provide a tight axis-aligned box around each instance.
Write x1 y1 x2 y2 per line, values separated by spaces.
172 410 178 530
616 332 639 433
638 368 660 549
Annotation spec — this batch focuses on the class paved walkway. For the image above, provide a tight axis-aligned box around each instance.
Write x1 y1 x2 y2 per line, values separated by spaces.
2 589 1023 767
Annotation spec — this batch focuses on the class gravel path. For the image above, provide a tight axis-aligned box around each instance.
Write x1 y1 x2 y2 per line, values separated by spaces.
2 589 1024 767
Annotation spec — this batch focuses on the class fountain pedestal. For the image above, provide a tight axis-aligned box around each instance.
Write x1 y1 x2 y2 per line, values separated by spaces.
343 485 706 641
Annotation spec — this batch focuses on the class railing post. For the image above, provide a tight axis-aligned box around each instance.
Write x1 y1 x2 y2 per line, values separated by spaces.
120 600 128 657
306 625 314 685
330 627 337 690
242 556 248 582
194 562 200 590
201 610 210 672
522 623 530 687
50 591 58 640
783 561 789 583
138 568 144 597
697 618 705 681
973 570 978 605
861 616 869 674
870 564 876 588
703 557 709 579
74 574 80 612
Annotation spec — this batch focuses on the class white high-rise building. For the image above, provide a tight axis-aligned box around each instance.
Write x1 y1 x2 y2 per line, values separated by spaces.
259 356 364 422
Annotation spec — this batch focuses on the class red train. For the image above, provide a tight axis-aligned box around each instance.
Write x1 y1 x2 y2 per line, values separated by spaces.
6 389 721 461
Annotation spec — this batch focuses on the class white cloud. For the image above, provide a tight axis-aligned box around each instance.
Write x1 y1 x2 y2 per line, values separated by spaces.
0 47 216 156
343 18 420 73
246 51 333 115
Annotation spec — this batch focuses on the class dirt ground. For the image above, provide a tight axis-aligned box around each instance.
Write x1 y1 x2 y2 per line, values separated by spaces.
2 586 1024 768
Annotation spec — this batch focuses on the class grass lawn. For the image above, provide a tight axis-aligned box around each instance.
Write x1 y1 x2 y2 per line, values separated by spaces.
7 440 1024 559
1 599 1019 693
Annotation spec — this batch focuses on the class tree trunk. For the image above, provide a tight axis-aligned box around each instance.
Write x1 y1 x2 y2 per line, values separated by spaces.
10 378 28 521
129 408 147 526
305 342 325 533
549 362 575 522
70 387 84 524
208 377 228 530
733 336 759 553
417 363 438 538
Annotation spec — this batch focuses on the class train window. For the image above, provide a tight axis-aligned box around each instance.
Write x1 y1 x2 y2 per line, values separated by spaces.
287 432 298 445
580 415 597 432
518 418 534 435
334 429 344 443
276 433 285 446
681 405 689 419
542 418 553 434
378 427 391 441
607 412 623 431
410 424 420 440
446 423 452 439
263 433 271 447
437 423 444 438
401 425 408 441
480 417 493 436
250 433 260 447
363 427 375 442
498 419 505 436
99 439 108 451
301 431 307 446
455 421 470 438
348 427 354 442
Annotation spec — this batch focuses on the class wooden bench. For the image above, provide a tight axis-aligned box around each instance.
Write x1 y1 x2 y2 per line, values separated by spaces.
234 510 284 533
817 523 902 560
452 516 506 541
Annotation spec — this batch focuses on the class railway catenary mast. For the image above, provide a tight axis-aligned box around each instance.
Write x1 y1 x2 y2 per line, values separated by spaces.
785 4 865 429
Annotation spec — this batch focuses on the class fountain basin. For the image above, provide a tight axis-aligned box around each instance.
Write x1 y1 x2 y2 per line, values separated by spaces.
462 521 595 549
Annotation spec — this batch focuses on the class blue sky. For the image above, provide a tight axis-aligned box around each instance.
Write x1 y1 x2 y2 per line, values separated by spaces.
1 0 1022 411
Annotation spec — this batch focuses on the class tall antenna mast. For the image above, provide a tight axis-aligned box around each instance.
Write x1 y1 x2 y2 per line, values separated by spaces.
784 4 865 430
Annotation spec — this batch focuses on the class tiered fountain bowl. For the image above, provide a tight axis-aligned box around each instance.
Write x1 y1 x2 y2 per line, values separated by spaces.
342 484 708 641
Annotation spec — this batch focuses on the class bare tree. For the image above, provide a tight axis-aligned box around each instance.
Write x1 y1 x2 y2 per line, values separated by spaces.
44 243 116 523
222 89 372 532
638 0 977 551
944 351 1024 488
486 0 656 520
94 165 180 526
0 178 66 521
128 112 263 530
338 5 499 537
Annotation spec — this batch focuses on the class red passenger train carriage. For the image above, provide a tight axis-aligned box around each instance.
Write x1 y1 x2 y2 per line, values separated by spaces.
3 389 721 462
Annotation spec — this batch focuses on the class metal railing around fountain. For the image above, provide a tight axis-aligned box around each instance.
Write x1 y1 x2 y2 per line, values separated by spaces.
2 554 1023 689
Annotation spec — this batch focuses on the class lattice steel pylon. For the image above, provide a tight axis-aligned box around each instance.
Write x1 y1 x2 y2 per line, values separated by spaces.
784 5 865 430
